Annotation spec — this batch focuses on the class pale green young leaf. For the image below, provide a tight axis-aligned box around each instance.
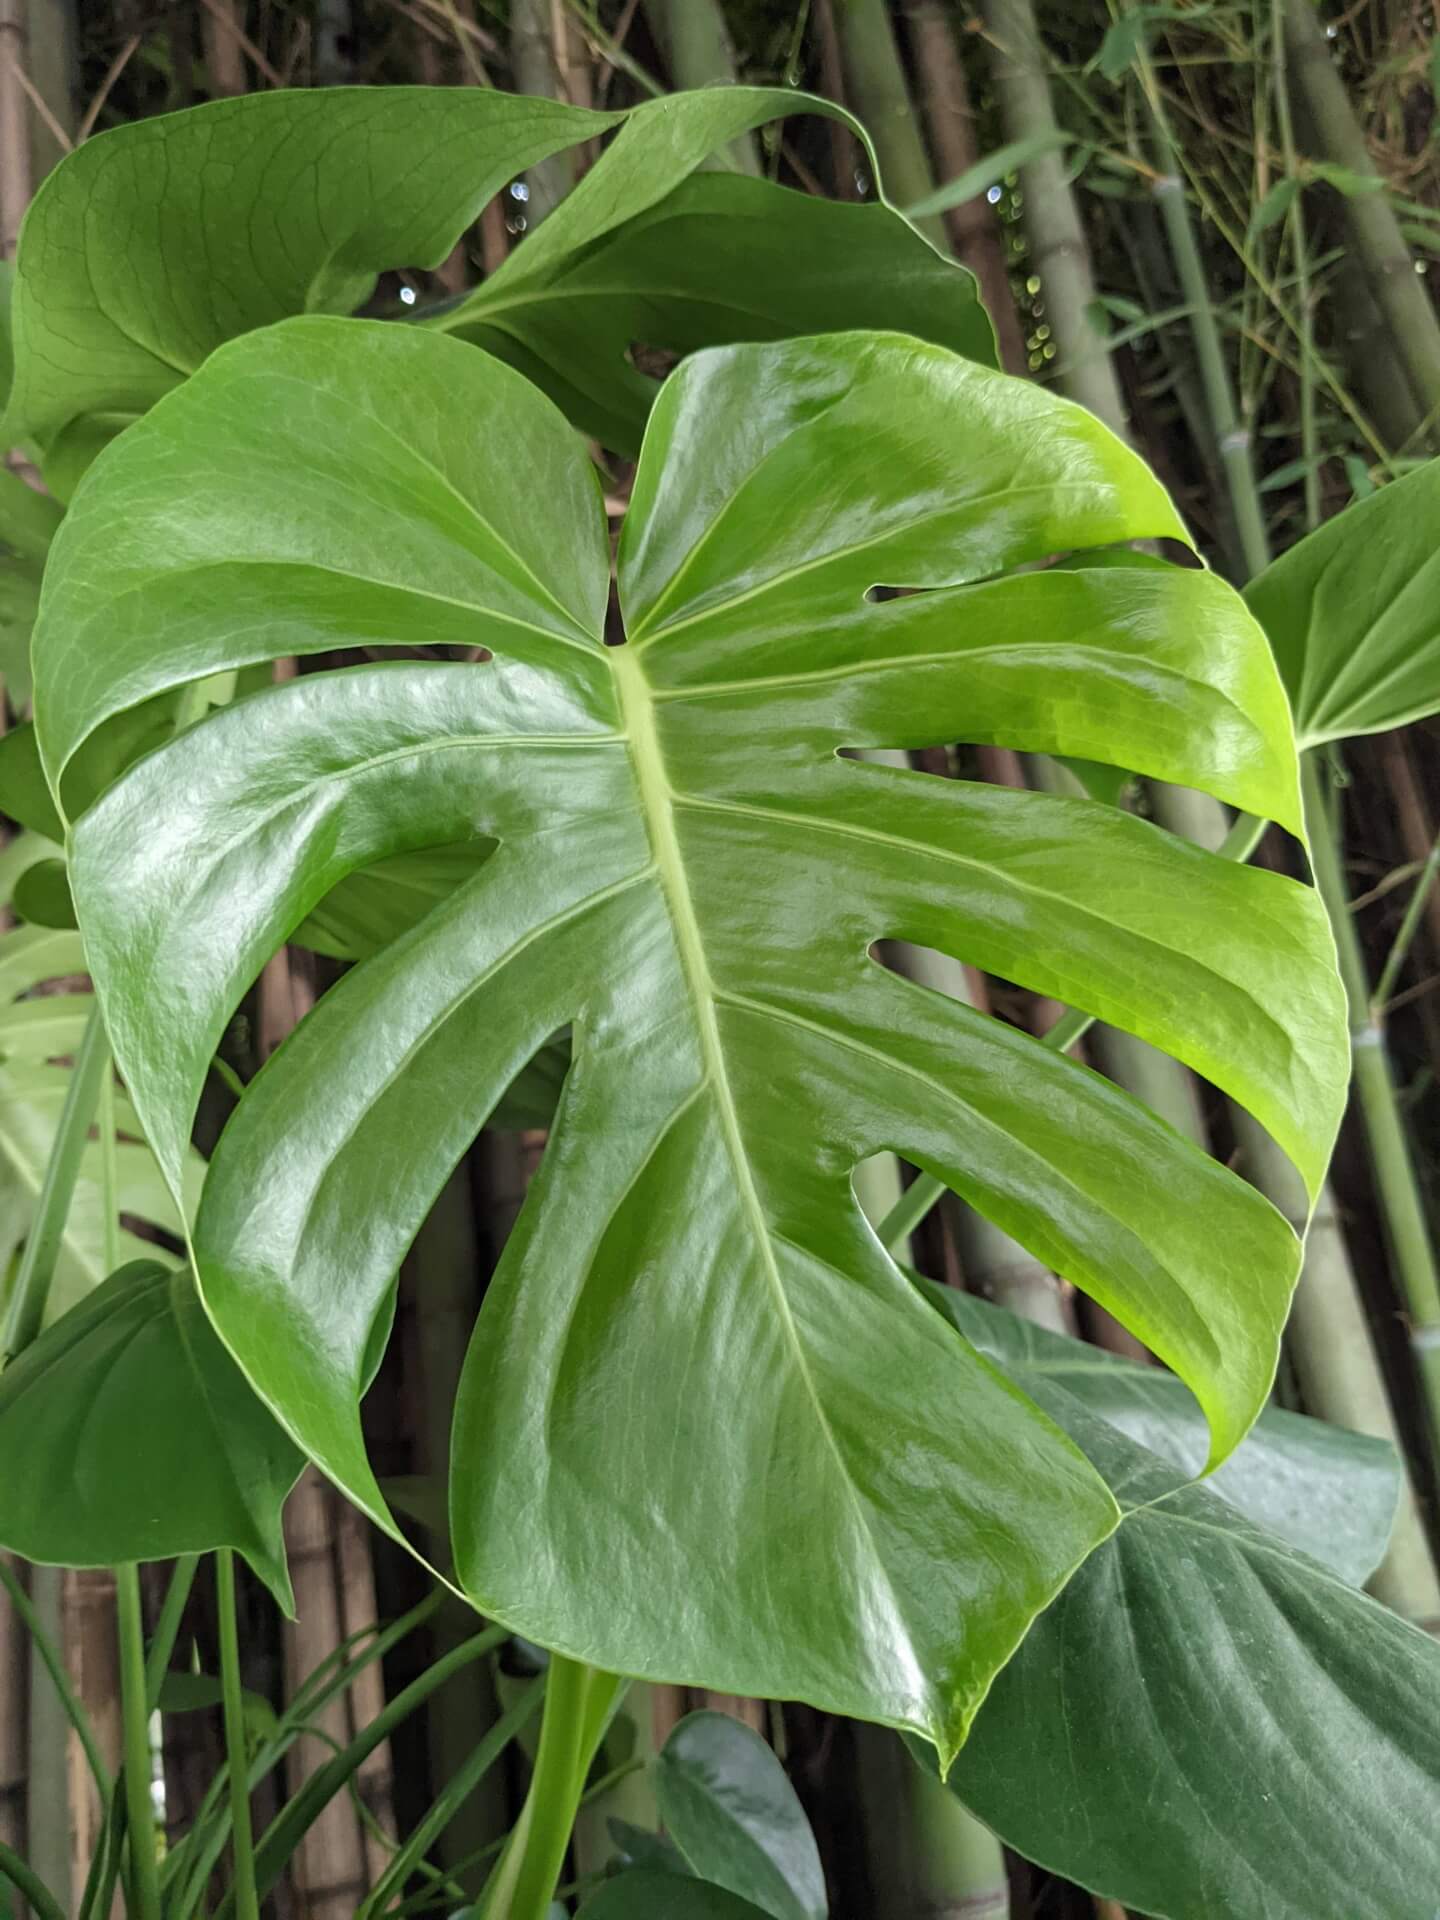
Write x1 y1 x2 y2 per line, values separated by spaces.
1245 458 1440 747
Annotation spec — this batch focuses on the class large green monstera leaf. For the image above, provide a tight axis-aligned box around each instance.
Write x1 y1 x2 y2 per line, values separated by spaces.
34 319 1346 1761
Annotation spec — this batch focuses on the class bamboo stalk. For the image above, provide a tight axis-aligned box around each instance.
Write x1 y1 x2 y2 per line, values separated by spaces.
1304 756 1440 1446
25 1569 68 1913
984 0 1127 433
904 0 1028 372
283 1471 372 1919
63 1569 125 1908
0 0 30 262
1280 0 1440 448
831 0 945 247
0 1556 28 1920
200 0 248 98
19 0 69 181
1142 97 1269 578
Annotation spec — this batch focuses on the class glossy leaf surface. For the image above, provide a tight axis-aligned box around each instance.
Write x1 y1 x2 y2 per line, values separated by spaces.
943 1376 1440 1920
39 321 1344 1760
3 83 988 461
924 1281 1398 1586
0 1259 299 1605
1245 459 1440 747
654 1712 825 1920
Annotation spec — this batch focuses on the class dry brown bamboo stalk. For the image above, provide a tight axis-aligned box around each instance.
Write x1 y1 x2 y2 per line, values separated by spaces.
61 1568 124 1912
200 0 249 98
26 1568 68 1911
0 1555 28 1916
283 1470 372 1919
903 0 1028 374
332 1499 397 1886
0 0 31 262
258 943 376 1915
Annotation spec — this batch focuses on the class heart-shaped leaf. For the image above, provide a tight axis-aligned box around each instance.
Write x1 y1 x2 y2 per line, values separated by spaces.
936 1367 1440 1920
36 321 1344 1761
1245 458 1440 748
0 1259 300 1605
3 84 989 464
654 1712 825 1920
923 1280 1399 1586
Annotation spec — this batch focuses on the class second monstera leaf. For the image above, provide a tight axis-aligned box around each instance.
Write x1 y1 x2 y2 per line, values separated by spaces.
35 319 1346 1762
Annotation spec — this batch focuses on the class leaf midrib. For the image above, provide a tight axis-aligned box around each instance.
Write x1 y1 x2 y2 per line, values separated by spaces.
611 644 917 1644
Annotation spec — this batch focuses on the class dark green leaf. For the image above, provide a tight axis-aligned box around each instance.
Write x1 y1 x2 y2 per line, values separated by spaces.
12 859 76 931
920 1280 1399 1586
942 1382 1440 1920
0 722 61 839
40 323 1344 1763
1245 459 1440 746
1248 177 1300 237
655 1712 825 1920
3 83 982 465
157 1670 279 1737
607 1820 694 1878
0 1260 300 1605
440 171 994 453
578 1874 771 1920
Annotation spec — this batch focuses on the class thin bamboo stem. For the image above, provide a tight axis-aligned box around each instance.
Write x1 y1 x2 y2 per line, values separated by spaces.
1140 75 1269 578
1281 0 1440 446
1304 754 1440 1440
1372 831 1440 1015
1270 0 1319 533
217 1552 260 1920
116 1566 160 1920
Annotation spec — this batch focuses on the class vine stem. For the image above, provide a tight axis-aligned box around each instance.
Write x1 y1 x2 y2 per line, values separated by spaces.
478 1656 626 1920
217 1549 261 1920
116 1563 162 1920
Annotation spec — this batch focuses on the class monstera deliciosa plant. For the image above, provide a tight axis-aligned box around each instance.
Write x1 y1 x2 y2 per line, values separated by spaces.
3 77 1440 1920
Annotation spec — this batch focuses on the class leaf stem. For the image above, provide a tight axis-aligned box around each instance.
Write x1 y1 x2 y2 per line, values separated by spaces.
116 1562 162 1920
0 1839 67 1920
0 1556 112 1800
217 1550 261 1920
477 1657 626 1920
1 1000 110 1361
144 1553 201 1709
